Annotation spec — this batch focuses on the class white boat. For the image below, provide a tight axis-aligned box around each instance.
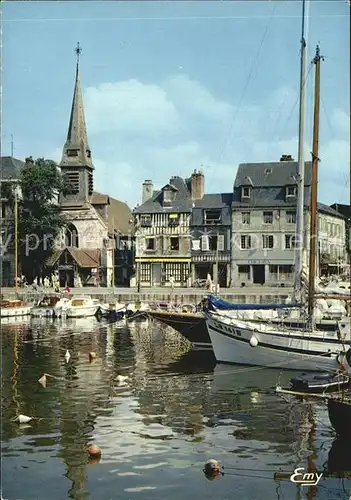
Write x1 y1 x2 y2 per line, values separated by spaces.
206 31 349 371
0 299 32 318
206 312 349 371
99 301 126 317
31 295 62 318
62 296 99 318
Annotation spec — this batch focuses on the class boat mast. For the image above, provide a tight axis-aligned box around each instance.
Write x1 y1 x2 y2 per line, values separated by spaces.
294 0 308 303
308 45 324 323
14 188 18 291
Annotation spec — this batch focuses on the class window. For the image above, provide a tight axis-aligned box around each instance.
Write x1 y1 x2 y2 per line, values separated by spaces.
140 263 151 282
241 235 251 249
168 213 179 226
286 186 296 197
163 188 175 204
286 210 296 224
208 234 225 251
145 237 155 250
263 211 273 224
86 149 91 158
1 203 6 219
67 149 78 157
209 235 217 250
65 223 79 248
238 265 250 277
140 215 152 227
170 236 179 251
285 234 298 249
262 234 274 249
65 172 79 194
204 209 221 224
269 264 278 275
242 212 250 224
165 262 188 282
88 173 93 195
242 186 251 198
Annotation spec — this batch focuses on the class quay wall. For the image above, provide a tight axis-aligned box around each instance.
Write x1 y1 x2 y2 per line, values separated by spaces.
1 286 294 305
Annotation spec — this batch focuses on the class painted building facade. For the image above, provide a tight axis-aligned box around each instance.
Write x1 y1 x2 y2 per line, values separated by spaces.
231 156 347 286
190 174 232 288
133 175 197 287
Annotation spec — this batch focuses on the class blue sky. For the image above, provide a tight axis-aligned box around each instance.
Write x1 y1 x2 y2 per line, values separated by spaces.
3 1 350 209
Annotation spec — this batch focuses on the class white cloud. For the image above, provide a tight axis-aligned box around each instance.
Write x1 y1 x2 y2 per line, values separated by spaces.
46 74 349 208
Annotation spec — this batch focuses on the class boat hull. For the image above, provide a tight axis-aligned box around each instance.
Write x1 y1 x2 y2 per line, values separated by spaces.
206 314 344 371
65 305 99 318
148 311 210 348
0 306 32 318
328 398 351 437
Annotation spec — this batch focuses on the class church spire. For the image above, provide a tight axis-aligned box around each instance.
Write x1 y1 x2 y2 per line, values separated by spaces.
60 42 93 169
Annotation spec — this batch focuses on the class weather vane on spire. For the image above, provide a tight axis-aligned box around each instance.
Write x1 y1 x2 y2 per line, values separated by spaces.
75 42 82 65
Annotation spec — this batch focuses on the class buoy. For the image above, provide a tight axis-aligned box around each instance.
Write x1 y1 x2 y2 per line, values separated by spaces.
203 459 221 480
65 349 71 362
89 352 97 362
249 335 258 347
87 444 101 458
38 373 47 387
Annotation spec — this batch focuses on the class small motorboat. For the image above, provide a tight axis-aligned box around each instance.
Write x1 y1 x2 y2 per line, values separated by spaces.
31 295 62 318
0 299 32 318
63 296 100 318
328 395 351 437
99 302 126 320
289 371 350 394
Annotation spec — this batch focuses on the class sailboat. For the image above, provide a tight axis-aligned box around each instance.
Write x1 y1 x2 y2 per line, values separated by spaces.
205 4 350 371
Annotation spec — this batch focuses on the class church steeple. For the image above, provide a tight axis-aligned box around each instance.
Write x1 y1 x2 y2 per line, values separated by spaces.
61 42 93 170
60 43 94 204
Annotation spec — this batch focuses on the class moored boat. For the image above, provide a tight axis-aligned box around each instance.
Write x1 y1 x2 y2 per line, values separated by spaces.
0 299 32 318
31 295 62 318
64 296 100 318
99 302 126 320
328 395 351 437
289 371 350 394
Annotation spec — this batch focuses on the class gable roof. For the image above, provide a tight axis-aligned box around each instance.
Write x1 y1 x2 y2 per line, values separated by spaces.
91 192 110 205
0 156 25 180
107 196 134 235
46 247 100 268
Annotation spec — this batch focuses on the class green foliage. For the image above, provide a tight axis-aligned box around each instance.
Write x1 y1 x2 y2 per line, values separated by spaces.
7 157 68 280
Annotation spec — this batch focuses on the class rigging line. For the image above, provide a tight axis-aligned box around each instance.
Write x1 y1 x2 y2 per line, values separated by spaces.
217 1 279 163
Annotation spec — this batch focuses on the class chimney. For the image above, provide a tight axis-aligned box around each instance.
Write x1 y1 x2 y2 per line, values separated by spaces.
191 169 205 200
142 180 153 204
280 154 294 162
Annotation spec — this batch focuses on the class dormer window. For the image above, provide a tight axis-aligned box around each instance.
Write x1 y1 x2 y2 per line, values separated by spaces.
241 186 251 198
204 209 221 225
286 186 297 197
162 184 177 206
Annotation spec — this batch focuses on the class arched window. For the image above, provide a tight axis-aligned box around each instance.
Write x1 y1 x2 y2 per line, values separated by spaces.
65 223 79 248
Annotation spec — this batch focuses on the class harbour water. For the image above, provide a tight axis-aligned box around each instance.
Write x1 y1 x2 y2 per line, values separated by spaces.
1 316 350 500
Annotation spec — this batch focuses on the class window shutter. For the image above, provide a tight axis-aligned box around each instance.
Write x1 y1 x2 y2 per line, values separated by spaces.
217 234 225 251
201 235 209 251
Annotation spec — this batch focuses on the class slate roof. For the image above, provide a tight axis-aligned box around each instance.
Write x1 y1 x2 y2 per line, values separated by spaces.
234 160 312 188
192 193 232 209
330 203 351 219
107 196 134 235
133 176 193 214
318 202 346 219
0 156 25 180
232 160 312 209
91 192 109 205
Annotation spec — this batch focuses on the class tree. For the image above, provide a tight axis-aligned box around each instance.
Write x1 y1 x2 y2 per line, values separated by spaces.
7 157 70 281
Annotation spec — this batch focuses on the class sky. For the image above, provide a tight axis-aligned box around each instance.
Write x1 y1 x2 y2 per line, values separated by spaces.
2 1 350 209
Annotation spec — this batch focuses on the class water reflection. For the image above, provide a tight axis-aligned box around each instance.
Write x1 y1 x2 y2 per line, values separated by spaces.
1 318 351 499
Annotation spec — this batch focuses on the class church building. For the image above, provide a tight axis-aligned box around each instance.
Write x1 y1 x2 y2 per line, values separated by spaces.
47 44 133 287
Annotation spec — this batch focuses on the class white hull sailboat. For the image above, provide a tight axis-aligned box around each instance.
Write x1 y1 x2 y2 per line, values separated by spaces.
206 313 349 371
206 5 349 372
